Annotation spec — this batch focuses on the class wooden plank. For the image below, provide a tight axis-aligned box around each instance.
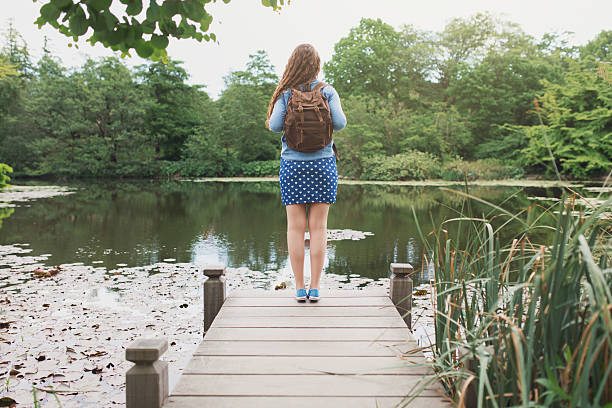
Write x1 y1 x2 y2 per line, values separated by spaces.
159 289 452 408
217 305 398 318
194 341 419 357
228 289 389 298
223 296 393 307
204 327 414 342
183 355 429 375
170 374 441 397
210 316 406 328
164 396 452 408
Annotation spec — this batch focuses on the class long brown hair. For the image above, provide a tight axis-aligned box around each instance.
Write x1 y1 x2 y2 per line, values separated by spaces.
266 44 321 120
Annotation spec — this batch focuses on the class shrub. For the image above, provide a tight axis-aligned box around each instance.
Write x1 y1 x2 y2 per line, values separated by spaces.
158 159 221 178
239 160 280 177
440 158 524 180
158 155 243 178
360 151 440 181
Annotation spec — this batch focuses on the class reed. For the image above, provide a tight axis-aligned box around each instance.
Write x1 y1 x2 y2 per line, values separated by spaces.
407 180 611 407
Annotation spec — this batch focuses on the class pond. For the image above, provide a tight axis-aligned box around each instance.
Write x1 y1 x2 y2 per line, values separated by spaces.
0 178 602 407
0 178 578 284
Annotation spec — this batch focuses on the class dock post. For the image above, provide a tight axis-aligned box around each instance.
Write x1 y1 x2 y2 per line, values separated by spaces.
389 263 413 329
125 338 168 408
203 264 226 335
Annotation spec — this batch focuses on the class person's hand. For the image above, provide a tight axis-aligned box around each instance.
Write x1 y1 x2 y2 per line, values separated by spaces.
265 119 270 130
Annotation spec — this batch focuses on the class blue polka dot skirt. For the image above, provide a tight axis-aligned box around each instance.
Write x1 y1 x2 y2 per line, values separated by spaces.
279 157 338 206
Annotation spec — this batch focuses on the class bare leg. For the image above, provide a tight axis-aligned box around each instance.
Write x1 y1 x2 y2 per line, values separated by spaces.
286 204 307 289
307 202 330 290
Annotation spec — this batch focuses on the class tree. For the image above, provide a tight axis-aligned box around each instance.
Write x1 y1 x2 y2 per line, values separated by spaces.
27 57 152 177
33 0 288 61
581 30 612 61
0 57 18 126
324 18 402 100
0 24 32 171
436 12 538 90
448 50 564 158
136 58 206 161
331 95 385 178
439 14 570 159
218 50 278 162
1 21 35 78
520 62 612 178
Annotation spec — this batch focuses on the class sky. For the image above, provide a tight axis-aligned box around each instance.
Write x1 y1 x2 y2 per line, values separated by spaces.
4 0 612 99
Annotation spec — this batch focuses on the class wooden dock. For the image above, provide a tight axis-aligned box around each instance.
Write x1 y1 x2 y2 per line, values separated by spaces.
125 264 450 408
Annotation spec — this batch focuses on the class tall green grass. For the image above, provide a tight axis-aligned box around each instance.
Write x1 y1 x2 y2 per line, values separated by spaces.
408 182 611 407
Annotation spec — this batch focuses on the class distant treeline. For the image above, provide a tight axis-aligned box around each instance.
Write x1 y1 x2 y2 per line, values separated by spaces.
0 13 610 180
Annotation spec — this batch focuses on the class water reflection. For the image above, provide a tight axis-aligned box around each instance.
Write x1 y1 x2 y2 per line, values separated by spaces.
0 180 557 283
0 207 14 228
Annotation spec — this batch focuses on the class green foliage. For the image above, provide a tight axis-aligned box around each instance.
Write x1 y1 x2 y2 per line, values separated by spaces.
399 103 473 157
0 25 33 173
239 160 279 177
581 30 612 61
26 56 153 177
520 62 612 178
158 158 229 178
217 50 279 162
34 0 288 61
0 56 17 79
334 95 473 178
0 163 12 190
439 158 524 181
414 189 612 407
136 59 211 161
157 158 279 178
332 95 385 178
448 50 564 156
324 18 435 104
1 16 610 181
360 151 440 181
326 13 609 178
324 18 402 100
181 130 238 176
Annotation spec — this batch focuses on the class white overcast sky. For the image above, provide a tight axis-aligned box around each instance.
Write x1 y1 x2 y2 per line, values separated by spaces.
4 0 612 98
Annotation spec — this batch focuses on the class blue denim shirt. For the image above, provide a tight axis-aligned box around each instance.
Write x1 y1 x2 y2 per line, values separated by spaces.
269 80 347 160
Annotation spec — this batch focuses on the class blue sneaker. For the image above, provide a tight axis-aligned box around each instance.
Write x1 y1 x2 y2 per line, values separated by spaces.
296 288 307 302
308 288 320 302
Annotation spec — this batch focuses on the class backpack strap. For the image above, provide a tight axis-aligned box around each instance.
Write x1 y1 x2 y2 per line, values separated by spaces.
332 142 340 161
313 82 328 93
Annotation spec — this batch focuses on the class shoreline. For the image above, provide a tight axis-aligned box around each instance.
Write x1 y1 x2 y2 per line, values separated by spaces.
7 175 605 189
188 176 588 187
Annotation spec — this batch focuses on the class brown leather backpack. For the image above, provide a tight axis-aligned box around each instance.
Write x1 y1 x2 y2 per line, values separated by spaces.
284 82 339 159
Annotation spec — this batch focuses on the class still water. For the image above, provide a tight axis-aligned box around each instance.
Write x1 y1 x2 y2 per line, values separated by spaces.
0 179 565 282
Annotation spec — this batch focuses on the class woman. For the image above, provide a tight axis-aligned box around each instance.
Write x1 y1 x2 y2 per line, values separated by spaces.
266 44 347 302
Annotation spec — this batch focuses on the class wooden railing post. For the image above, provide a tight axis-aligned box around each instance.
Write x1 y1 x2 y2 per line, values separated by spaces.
203 264 226 335
389 263 413 329
125 338 168 408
